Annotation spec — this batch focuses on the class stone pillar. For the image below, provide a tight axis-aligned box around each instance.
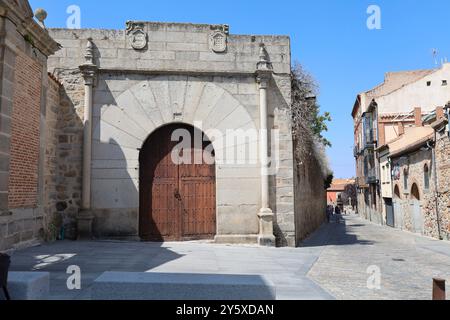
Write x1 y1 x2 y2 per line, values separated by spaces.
78 38 97 240
256 43 275 247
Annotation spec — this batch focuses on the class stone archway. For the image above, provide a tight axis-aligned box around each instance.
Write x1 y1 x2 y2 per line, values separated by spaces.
139 123 216 241
92 75 261 242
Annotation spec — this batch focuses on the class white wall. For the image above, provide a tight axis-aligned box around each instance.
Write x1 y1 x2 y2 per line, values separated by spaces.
377 63 450 115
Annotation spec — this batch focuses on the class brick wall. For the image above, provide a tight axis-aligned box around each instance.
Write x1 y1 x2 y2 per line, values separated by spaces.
7 51 43 209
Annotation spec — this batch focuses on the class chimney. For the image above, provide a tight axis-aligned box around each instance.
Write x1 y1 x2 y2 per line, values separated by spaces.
414 107 422 127
436 106 444 120
398 122 404 136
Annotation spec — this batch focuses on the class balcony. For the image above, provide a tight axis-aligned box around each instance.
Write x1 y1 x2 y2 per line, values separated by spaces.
365 167 378 185
356 177 368 189
353 145 362 158
364 130 377 150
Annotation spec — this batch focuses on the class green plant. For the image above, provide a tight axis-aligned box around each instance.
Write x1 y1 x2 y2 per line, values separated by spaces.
43 216 60 242
23 34 35 47
291 62 332 147
324 173 334 190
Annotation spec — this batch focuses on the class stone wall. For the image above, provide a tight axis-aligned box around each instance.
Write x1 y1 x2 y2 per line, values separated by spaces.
52 68 85 240
48 24 290 75
391 148 434 236
435 127 450 240
42 74 61 241
356 187 383 225
293 144 327 244
0 0 60 251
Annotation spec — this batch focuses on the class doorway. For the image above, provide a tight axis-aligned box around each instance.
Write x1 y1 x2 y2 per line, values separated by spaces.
139 124 216 241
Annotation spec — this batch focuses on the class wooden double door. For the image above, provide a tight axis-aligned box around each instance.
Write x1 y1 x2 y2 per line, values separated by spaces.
139 124 216 241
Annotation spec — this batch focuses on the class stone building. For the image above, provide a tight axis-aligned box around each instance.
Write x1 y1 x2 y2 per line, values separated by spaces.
352 64 450 226
432 111 450 240
0 0 60 250
327 179 355 208
380 106 450 240
0 0 328 251
46 20 329 248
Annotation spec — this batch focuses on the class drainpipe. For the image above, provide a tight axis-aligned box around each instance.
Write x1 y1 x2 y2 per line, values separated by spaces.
447 104 450 138
256 43 275 247
430 138 443 240
78 38 98 240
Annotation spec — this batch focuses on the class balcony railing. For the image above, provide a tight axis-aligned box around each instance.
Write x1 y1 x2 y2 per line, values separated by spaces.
365 167 378 185
364 130 376 149
353 146 361 157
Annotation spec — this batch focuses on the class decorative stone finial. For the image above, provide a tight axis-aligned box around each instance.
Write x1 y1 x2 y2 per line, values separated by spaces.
80 38 98 86
257 43 273 72
259 43 268 62
34 8 48 29
84 38 94 64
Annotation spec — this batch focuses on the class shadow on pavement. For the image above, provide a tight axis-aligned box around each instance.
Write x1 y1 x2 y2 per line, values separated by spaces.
8 240 184 299
299 215 376 248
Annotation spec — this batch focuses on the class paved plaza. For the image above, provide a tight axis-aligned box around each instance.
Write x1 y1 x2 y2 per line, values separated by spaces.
8 215 450 300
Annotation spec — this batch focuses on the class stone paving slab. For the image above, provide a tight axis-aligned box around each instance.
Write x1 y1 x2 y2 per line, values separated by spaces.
8 240 332 300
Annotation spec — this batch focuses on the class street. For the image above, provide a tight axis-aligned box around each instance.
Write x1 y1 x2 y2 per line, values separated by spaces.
306 215 450 300
8 214 450 300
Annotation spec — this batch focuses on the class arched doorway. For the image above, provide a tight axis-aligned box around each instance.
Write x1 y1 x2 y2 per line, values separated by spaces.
410 183 423 234
393 185 403 229
139 124 216 241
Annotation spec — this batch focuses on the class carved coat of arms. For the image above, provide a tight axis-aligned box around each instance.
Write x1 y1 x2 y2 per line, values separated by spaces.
126 21 148 50
209 25 229 53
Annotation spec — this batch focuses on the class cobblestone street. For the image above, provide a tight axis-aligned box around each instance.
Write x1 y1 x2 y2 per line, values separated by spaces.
8 214 450 300
306 215 450 300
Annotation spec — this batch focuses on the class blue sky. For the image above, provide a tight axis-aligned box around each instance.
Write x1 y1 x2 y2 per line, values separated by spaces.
30 0 450 178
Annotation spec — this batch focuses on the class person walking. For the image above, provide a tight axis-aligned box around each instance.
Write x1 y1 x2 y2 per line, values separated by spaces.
326 205 332 223
335 205 341 215
334 205 341 223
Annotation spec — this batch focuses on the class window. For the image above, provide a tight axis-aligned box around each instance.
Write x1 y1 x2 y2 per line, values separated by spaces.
442 80 448 86
411 184 420 201
394 185 401 199
427 81 432 87
403 169 408 191
364 113 374 144
424 164 430 190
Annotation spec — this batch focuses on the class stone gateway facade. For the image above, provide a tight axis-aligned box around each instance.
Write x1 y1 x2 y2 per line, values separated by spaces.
1 4 329 251
47 21 299 246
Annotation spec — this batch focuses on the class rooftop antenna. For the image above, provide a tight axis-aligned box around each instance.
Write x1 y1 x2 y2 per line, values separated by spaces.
431 48 439 66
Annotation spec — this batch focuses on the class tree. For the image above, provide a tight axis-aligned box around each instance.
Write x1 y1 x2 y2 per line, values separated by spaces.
324 173 334 190
291 62 332 147
291 62 333 186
